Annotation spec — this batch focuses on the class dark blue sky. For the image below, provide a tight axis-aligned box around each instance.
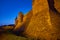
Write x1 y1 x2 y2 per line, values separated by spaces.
0 0 32 25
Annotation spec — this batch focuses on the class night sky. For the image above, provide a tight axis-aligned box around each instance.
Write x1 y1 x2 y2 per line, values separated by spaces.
0 0 32 25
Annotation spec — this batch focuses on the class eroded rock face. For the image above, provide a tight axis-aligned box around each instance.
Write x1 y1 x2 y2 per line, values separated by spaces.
23 10 33 27
23 0 60 40
14 12 24 31
13 0 60 40
13 10 33 32
32 0 49 15
24 0 52 39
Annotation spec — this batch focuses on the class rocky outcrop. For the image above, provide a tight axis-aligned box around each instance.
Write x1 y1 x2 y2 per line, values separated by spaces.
23 0 60 40
14 12 24 31
13 10 33 32
32 0 49 15
13 0 60 40
23 10 33 28
24 0 53 39
0 0 59 40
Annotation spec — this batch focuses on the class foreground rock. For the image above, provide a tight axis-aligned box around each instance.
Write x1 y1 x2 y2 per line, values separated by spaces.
13 0 60 40
23 0 60 40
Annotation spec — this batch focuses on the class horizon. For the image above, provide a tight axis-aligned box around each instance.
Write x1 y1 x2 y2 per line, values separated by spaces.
0 0 32 25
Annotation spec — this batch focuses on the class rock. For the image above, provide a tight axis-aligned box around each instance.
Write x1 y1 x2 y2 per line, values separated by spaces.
14 12 24 31
23 0 60 40
14 10 32 31
54 0 60 12
13 10 33 36
23 10 33 28
32 0 49 15
13 0 60 40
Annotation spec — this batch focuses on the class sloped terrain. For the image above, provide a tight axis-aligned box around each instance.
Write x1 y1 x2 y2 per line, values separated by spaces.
0 31 32 40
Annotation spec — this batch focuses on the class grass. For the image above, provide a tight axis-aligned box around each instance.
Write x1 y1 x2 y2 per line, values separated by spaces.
0 30 32 40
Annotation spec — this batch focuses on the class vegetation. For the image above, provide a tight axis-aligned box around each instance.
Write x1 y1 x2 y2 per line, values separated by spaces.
0 31 32 40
